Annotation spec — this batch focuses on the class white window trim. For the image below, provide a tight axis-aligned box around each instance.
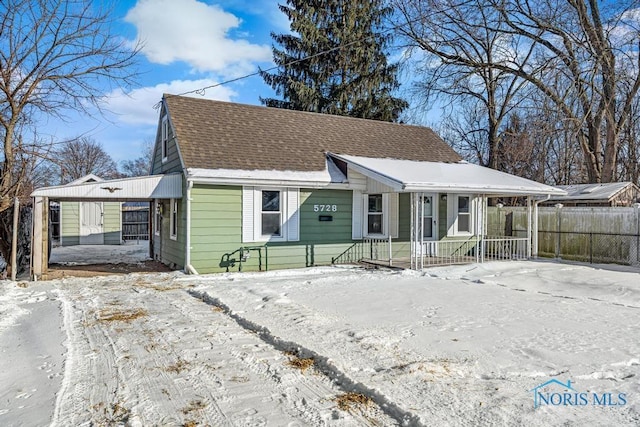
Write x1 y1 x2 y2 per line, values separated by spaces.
447 194 474 236
242 187 300 243
169 198 178 240
353 192 398 240
364 193 387 237
154 200 161 236
255 188 286 242
161 115 169 163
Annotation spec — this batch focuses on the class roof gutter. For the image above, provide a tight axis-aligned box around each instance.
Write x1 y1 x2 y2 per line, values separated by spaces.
187 176 353 189
531 194 551 258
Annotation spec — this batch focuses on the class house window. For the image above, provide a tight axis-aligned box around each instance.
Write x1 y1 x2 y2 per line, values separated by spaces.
154 200 161 236
457 196 470 233
161 115 169 162
261 190 282 237
242 187 299 243
367 194 384 235
170 198 178 240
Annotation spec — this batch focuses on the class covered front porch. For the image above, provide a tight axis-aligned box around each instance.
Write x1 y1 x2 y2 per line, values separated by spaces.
332 197 532 270
329 154 566 270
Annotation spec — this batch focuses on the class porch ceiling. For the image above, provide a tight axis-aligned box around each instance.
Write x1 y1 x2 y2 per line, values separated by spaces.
330 154 567 196
30 173 183 201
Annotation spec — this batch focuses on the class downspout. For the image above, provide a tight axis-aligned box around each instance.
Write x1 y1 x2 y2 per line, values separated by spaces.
184 178 198 274
532 195 551 259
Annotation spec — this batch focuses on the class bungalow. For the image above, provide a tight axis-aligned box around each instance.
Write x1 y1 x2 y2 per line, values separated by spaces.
30 95 565 277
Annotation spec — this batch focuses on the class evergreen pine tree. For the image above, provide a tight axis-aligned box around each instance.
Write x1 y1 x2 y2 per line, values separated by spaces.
260 0 407 122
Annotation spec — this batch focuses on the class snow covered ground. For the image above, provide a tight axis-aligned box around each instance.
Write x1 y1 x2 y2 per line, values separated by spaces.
1 259 639 426
49 242 150 266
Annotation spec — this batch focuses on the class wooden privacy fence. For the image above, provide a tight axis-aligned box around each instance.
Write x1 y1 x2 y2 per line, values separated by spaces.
122 207 149 241
488 205 640 266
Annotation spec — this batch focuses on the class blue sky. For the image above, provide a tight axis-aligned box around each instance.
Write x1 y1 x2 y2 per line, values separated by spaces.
45 0 434 166
46 0 287 164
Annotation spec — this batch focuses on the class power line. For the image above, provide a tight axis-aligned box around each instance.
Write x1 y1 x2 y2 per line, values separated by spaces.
154 14 428 109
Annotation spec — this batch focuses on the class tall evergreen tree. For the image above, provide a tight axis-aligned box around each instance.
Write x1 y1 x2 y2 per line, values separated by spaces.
260 0 407 122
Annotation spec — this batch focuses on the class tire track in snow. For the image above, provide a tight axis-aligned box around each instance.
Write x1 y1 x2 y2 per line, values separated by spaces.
52 274 384 426
51 288 126 426
159 285 382 426
190 289 420 427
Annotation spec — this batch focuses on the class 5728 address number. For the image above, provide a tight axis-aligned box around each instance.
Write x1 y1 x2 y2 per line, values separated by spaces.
313 204 337 212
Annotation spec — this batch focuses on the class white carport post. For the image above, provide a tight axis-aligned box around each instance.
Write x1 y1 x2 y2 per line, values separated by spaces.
409 192 424 270
527 196 533 258
533 198 539 258
31 196 48 280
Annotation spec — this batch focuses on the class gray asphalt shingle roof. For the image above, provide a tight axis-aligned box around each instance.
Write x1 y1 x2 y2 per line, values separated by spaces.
163 94 462 172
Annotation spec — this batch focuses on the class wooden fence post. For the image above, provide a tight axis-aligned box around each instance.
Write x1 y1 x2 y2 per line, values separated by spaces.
10 198 19 280
555 203 563 258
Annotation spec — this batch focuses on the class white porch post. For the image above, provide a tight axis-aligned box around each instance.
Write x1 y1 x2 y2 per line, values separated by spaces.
527 196 533 258
533 198 539 258
410 193 414 270
419 193 424 269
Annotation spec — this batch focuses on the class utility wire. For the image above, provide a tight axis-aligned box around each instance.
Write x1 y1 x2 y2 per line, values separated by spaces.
154 14 428 109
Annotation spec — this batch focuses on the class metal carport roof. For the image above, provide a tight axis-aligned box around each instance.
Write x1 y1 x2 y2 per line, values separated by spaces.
30 174 183 200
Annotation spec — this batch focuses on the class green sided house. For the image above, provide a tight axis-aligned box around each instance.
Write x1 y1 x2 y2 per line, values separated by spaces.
56 174 123 246
30 95 566 278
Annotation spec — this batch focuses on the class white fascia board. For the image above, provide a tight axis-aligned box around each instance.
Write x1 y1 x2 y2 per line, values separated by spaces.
186 167 352 189
402 182 567 196
188 175 352 189
337 161 404 192
30 174 183 200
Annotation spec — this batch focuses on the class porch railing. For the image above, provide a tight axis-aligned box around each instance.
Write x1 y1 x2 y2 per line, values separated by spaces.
333 236 530 269
331 237 393 267
416 238 478 268
482 236 529 261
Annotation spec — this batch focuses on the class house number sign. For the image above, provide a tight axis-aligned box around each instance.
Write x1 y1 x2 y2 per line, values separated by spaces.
313 204 337 212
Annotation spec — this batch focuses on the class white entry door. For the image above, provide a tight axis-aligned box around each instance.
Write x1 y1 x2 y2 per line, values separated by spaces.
421 194 438 256
80 202 104 245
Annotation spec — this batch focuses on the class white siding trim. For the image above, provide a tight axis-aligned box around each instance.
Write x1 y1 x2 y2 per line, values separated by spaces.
244 187 300 242
352 190 363 239
169 198 178 240
447 194 474 236
161 115 169 162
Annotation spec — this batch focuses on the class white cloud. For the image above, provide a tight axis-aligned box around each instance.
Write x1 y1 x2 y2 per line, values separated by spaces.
125 0 271 76
104 78 237 125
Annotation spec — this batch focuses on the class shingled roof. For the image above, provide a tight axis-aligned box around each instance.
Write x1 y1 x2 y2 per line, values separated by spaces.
163 94 462 172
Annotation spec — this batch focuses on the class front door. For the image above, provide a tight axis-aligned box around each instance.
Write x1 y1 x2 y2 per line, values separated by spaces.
80 202 104 244
421 194 438 240
421 194 438 256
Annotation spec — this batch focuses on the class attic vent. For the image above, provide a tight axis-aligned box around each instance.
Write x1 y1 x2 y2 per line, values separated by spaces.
580 186 599 194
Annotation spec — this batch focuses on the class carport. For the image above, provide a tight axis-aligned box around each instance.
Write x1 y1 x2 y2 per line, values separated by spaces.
30 174 183 280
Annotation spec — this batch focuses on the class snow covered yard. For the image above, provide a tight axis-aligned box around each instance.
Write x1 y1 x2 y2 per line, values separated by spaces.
1 260 639 426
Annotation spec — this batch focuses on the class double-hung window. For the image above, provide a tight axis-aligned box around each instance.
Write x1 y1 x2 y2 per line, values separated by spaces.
367 194 384 235
154 200 161 236
170 198 178 240
261 190 282 237
161 115 169 162
352 192 398 239
242 187 299 242
447 194 473 236
457 196 471 233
